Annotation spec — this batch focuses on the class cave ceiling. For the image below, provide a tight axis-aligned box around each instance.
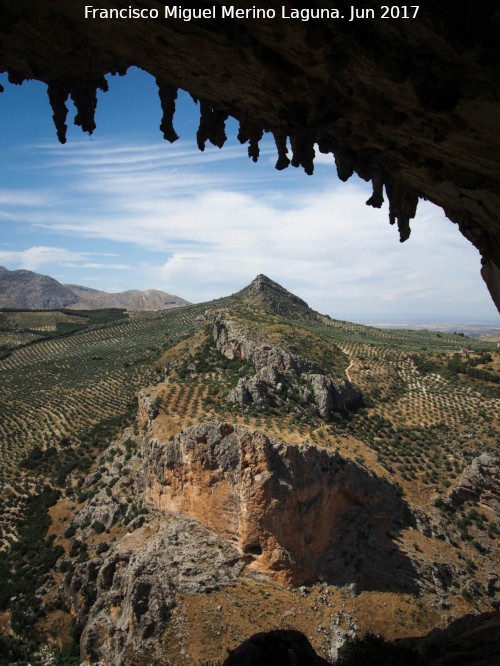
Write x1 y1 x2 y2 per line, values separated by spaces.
1 1 500 311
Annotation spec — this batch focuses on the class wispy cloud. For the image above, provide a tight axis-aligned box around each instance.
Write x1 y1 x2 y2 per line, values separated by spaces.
81 262 131 269
1 138 497 319
0 246 90 271
0 189 52 208
0 247 131 272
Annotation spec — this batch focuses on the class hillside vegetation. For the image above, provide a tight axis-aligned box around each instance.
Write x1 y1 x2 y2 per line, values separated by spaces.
0 276 498 664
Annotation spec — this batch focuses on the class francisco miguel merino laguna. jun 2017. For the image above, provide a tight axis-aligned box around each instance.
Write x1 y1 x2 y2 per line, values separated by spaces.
84 5 420 22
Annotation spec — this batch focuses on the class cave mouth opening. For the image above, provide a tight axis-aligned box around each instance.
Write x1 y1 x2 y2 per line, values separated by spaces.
0 63 498 319
245 544 263 558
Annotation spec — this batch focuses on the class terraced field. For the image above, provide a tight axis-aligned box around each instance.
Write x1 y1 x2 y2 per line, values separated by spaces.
1 284 498 544
0 304 221 539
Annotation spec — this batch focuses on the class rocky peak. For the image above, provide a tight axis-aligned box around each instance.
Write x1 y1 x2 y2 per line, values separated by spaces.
237 274 313 317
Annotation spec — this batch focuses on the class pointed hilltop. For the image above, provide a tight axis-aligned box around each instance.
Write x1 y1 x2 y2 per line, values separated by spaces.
235 274 316 318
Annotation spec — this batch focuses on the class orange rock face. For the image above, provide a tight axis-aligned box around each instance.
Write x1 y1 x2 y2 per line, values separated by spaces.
143 421 416 589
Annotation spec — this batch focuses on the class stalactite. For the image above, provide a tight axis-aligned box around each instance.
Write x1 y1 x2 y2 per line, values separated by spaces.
290 134 315 175
47 82 70 144
237 121 263 162
385 181 419 243
70 76 108 135
366 171 384 208
7 72 25 85
334 153 354 181
196 100 228 151
273 134 290 170
156 79 179 143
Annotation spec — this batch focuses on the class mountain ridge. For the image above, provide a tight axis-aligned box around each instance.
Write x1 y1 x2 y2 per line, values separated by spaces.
0 265 189 310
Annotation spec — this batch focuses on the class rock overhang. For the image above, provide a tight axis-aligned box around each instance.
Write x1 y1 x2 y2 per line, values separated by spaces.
1 1 500 309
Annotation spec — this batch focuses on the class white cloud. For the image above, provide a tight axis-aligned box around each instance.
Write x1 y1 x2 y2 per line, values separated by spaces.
0 247 131 273
0 189 51 208
0 246 89 271
81 262 131 269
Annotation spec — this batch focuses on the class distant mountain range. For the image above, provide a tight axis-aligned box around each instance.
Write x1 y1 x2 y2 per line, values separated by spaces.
0 266 189 310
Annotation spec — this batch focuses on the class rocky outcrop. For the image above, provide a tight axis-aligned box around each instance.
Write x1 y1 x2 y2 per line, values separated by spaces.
144 422 416 589
213 312 360 416
213 313 321 375
66 514 244 666
227 376 271 408
446 454 500 513
301 373 360 420
73 489 121 532
138 388 162 425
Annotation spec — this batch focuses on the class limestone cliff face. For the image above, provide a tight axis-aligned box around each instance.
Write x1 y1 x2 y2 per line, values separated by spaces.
144 422 416 590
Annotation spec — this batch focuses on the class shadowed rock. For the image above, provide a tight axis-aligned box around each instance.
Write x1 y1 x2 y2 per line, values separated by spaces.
222 629 330 665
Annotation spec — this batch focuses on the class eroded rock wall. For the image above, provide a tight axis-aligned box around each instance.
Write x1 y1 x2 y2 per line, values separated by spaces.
213 313 321 375
66 514 244 666
143 421 416 589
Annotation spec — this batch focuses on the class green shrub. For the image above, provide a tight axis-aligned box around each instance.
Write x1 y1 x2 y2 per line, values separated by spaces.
92 520 105 534
64 524 77 539
96 542 109 555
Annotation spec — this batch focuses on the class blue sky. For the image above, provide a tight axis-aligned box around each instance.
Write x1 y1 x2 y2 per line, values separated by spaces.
0 67 498 323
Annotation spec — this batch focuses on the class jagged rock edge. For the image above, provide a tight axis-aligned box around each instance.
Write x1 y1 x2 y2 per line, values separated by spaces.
4 71 421 244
